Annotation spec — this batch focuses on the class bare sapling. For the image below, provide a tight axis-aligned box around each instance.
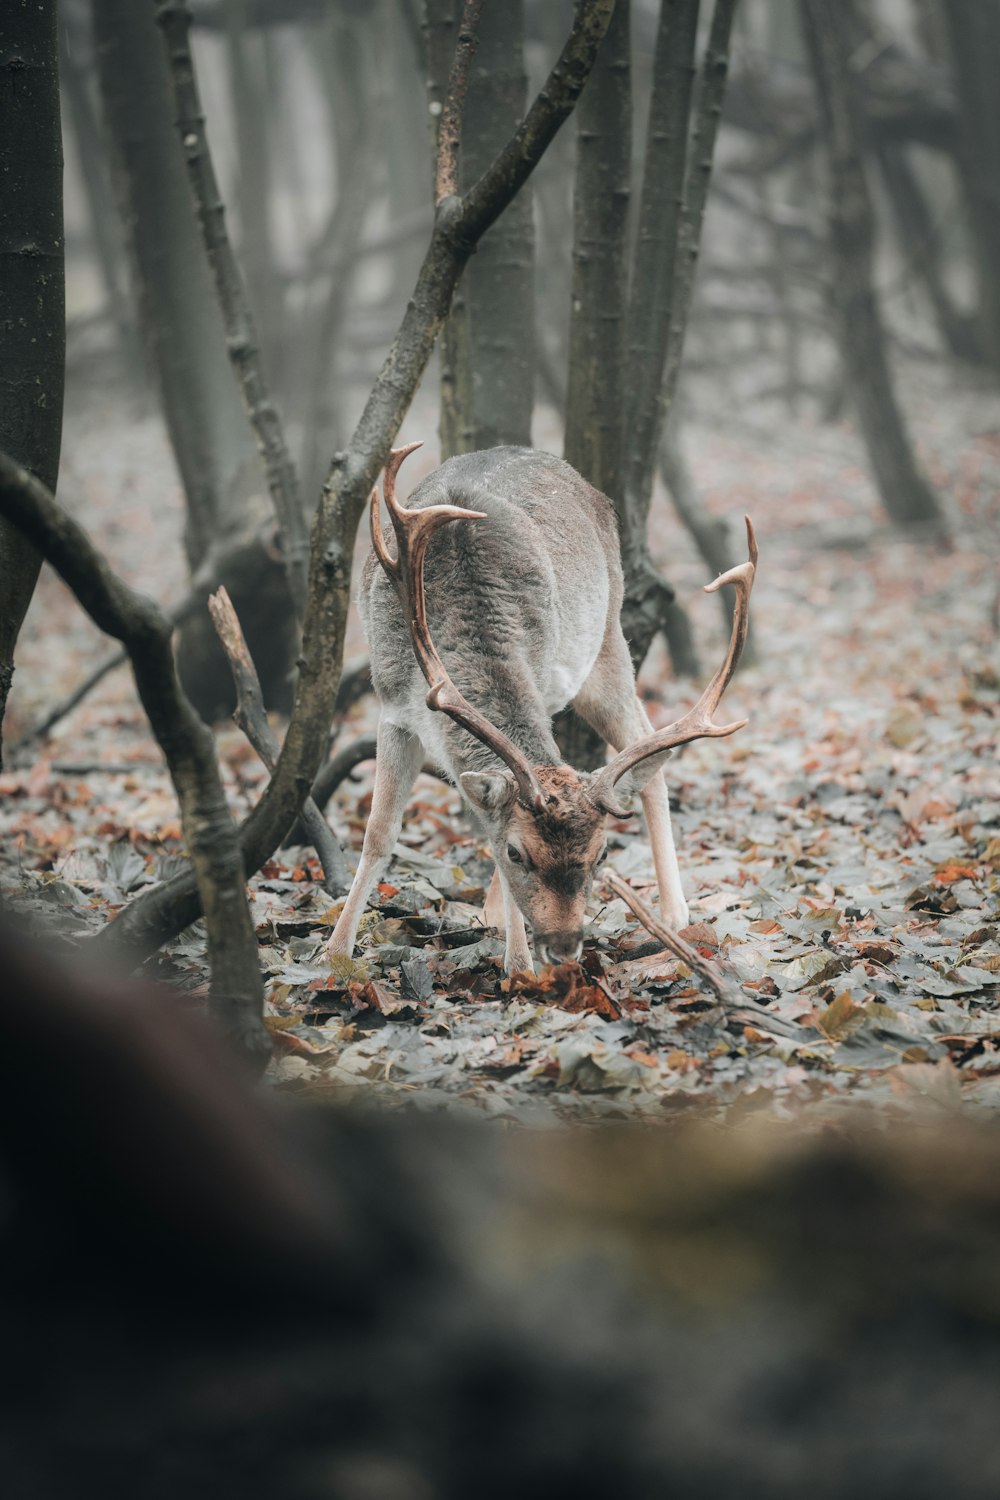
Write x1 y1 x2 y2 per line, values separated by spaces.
328 445 756 974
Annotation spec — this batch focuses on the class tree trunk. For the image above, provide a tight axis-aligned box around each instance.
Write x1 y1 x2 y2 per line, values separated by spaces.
800 0 944 531
438 0 534 456
60 18 140 377
558 0 631 770
92 0 296 717
0 0 65 765
564 0 630 509
225 0 282 384
875 140 981 365
941 0 1000 379
619 0 701 678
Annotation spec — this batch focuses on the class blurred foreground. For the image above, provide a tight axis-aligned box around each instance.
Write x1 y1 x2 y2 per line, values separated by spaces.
5 929 1000 1498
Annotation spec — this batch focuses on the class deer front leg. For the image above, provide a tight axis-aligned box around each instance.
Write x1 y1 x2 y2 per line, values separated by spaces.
573 629 689 930
327 718 424 960
483 868 533 973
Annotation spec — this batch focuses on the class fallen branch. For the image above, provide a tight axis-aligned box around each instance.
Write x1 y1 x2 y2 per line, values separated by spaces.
93 0 616 967
207 587 349 894
604 868 810 1042
0 451 266 1064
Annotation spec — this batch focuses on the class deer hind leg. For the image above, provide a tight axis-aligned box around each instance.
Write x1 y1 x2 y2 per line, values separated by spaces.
327 717 424 960
572 627 690 930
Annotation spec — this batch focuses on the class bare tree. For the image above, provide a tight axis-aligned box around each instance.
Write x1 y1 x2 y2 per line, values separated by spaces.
0 0 64 763
800 0 944 530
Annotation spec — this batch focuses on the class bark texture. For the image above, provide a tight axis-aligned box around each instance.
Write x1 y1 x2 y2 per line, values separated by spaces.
438 0 534 456
563 0 630 507
800 0 944 530
0 0 64 764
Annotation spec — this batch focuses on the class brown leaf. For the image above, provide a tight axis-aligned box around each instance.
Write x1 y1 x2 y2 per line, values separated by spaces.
814 991 866 1041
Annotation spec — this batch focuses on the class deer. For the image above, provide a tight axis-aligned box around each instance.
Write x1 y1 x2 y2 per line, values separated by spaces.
327 443 756 974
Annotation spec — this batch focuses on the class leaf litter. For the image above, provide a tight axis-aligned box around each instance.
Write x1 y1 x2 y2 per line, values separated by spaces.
1 359 998 1126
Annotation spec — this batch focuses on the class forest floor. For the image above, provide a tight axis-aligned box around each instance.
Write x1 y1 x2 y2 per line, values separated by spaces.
2 352 998 1126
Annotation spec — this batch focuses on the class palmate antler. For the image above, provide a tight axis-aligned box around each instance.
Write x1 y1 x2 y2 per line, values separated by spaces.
371 443 547 812
590 517 758 817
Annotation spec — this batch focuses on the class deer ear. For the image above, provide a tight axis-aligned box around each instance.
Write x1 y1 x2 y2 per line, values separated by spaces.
460 770 517 814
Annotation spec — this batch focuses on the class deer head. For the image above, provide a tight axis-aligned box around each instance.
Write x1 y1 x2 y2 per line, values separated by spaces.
460 764 608 963
372 445 756 963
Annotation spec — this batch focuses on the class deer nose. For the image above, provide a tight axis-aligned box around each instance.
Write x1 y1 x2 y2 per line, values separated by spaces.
538 932 584 965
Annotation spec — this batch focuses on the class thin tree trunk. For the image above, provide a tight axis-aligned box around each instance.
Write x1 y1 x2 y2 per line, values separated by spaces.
437 0 534 456
940 0 1000 379
558 0 631 769
875 140 980 364
299 9 377 497
156 0 310 619
93 0 297 715
60 20 140 376
800 0 944 530
226 0 282 388
564 0 630 507
619 0 701 678
0 0 65 765
660 0 737 416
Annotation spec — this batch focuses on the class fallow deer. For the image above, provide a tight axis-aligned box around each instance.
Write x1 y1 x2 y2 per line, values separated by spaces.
328 444 756 973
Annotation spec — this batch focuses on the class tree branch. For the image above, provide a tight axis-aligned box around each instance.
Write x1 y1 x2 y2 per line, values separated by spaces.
0 451 266 1064
207 587 349 893
153 0 310 618
434 0 482 204
605 869 809 1041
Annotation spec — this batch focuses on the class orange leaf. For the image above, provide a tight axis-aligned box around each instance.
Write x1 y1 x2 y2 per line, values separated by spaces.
933 864 980 885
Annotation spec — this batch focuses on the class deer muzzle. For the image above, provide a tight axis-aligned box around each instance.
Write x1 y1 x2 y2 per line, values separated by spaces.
536 930 584 965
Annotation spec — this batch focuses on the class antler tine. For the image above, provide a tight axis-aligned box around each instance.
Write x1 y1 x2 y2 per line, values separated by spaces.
372 445 547 814
591 517 757 813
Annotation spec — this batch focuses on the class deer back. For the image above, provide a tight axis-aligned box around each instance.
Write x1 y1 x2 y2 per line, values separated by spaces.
360 447 621 772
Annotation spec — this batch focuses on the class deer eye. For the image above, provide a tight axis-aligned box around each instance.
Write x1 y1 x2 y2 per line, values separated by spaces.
597 844 609 863
507 844 523 865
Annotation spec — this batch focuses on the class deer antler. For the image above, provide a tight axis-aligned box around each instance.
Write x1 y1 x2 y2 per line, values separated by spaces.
591 517 758 816
372 444 547 813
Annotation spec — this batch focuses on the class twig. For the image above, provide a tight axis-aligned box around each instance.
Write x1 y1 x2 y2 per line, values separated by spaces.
153 0 310 618
434 0 482 203
95 0 616 968
0 451 266 1065
604 869 811 1042
207 588 349 894
604 867 741 1004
